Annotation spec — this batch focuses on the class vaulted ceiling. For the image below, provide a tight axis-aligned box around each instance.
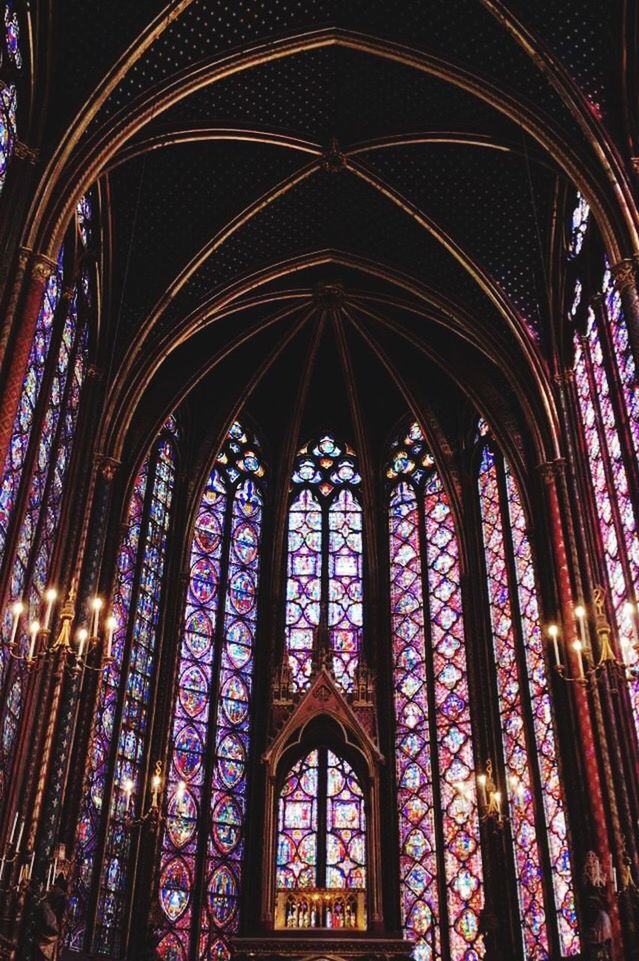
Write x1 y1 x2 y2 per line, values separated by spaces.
25 1 637 482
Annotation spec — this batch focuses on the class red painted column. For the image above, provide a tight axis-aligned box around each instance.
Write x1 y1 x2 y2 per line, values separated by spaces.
544 468 623 957
0 252 56 478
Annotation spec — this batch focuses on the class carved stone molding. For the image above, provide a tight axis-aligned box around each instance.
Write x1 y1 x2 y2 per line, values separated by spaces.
97 455 120 482
30 252 57 283
610 258 637 293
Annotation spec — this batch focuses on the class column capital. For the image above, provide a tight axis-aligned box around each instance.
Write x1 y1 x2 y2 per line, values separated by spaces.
29 252 57 284
13 140 38 164
97 455 120 482
610 257 638 293
537 458 565 484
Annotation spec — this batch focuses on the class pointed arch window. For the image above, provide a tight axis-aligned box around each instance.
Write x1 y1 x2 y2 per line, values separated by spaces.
285 436 363 693
387 423 483 961
276 747 367 896
69 418 178 955
477 436 578 958
156 422 265 961
567 194 639 743
0 239 89 797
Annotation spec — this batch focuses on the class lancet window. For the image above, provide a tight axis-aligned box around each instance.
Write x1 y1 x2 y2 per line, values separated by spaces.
477 434 578 959
0 214 91 799
568 194 639 742
276 747 367 907
68 418 178 955
387 423 483 961
156 422 265 961
285 436 363 692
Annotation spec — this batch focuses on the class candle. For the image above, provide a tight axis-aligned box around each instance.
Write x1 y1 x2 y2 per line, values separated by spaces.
548 624 561 666
76 628 88 661
15 818 24 853
28 850 35 879
43 588 57 631
105 616 117 659
10 601 23 647
28 621 40 661
573 640 586 679
477 774 487 806
493 790 502 814
0 855 5 880
91 597 103 638
124 778 134 812
151 771 162 808
9 811 19 844
575 605 588 648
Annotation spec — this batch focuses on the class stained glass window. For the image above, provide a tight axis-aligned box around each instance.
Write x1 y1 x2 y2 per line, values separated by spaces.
478 442 579 958
388 422 483 961
568 192 589 259
77 194 92 248
4 2 21 68
286 436 362 692
68 419 177 954
0 82 16 193
567 193 639 748
157 422 265 961
0 294 87 785
276 748 366 891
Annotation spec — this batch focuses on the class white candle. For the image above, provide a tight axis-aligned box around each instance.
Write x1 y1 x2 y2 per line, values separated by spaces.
124 779 134 812
28 621 40 661
0 855 5 880
91 597 103 638
477 774 487 806
151 771 162 808
10 601 23 647
575 605 588 647
9 811 18 844
28 850 35 879
548 624 561 666
493 791 502 814
105 616 117 659
43 588 57 631
573 640 586 679
15 818 24 852
76 628 88 661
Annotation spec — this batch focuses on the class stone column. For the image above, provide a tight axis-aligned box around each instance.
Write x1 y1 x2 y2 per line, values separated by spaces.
0 252 56 477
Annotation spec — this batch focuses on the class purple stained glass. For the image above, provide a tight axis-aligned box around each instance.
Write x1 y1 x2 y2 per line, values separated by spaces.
573 305 639 751
156 423 264 961
479 445 579 958
0 298 86 786
0 83 16 192
479 448 548 959
568 192 589 259
286 436 363 692
4 2 21 68
77 194 92 248
276 748 366 892
389 422 483 961
504 463 579 954
95 435 176 955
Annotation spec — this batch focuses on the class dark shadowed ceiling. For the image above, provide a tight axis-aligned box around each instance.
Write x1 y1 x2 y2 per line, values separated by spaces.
33 0 630 481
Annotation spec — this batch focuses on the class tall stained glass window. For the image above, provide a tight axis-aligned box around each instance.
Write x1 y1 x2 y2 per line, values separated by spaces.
477 436 579 959
276 747 366 892
157 422 265 961
567 194 639 744
0 238 90 802
387 422 483 961
68 418 178 955
0 1 22 194
285 436 362 692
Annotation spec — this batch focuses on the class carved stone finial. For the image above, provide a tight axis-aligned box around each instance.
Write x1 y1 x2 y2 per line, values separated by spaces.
592 585 616 662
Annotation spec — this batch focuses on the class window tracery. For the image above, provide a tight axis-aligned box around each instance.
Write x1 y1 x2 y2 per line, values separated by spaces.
286 436 362 692
157 421 265 961
478 440 578 958
388 423 483 961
